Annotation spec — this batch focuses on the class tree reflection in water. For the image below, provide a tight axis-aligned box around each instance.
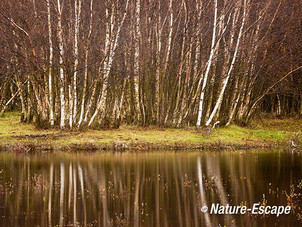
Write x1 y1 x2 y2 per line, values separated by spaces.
0 151 301 226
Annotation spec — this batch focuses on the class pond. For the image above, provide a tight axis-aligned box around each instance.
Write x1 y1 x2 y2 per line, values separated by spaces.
0 150 301 226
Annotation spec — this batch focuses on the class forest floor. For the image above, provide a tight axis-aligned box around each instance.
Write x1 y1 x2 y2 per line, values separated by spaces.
0 112 301 152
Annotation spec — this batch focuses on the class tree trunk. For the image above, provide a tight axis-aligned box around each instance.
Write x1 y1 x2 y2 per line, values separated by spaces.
46 0 54 126
57 0 65 129
205 0 247 127
72 0 82 126
196 0 218 128
78 0 93 128
88 0 129 127
133 0 141 122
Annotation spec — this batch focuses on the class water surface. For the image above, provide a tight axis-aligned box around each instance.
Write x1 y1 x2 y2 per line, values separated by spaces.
0 150 301 226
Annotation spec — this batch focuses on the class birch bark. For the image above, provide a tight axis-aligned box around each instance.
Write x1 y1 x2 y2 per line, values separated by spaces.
154 1 162 123
205 0 247 127
196 0 218 128
46 0 54 126
57 0 65 129
133 0 141 122
72 0 82 125
88 0 129 126
78 0 93 128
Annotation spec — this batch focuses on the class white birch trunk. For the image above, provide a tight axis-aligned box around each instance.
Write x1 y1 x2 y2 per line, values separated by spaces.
277 95 281 116
0 88 20 116
57 0 65 129
215 7 239 123
163 0 173 78
193 0 202 79
68 85 73 128
133 0 141 121
88 0 129 126
205 0 247 127
116 78 127 122
46 0 54 126
83 7 112 124
226 76 241 125
162 0 173 123
155 1 162 122
196 0 218 128
72 0 82 125
87 7 113 127
172 20 186 125
78 0 93 128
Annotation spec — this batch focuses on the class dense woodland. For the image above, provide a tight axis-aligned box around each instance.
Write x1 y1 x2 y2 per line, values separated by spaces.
0 0 301 129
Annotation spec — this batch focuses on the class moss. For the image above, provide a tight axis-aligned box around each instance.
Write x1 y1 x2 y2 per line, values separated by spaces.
0 111 301 151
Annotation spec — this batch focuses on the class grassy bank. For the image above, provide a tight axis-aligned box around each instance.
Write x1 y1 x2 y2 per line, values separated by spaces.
0 112 301 151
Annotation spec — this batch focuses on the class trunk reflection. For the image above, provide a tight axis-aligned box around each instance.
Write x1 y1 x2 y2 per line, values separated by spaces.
0 151 300 226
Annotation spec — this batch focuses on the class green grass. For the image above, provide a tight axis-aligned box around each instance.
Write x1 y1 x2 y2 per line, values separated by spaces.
0 111 301 151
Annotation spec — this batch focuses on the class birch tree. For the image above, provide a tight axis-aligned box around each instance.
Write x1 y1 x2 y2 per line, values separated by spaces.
196 0 218 129
205 0 247 127
72 0 82 126
88 0 130 127
78 0 93 128
0 0 301 129
133 0 141 122
57 0 66 129
46 0 54 126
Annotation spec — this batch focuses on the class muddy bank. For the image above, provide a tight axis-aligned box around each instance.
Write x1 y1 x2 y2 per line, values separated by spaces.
0 139 289 152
